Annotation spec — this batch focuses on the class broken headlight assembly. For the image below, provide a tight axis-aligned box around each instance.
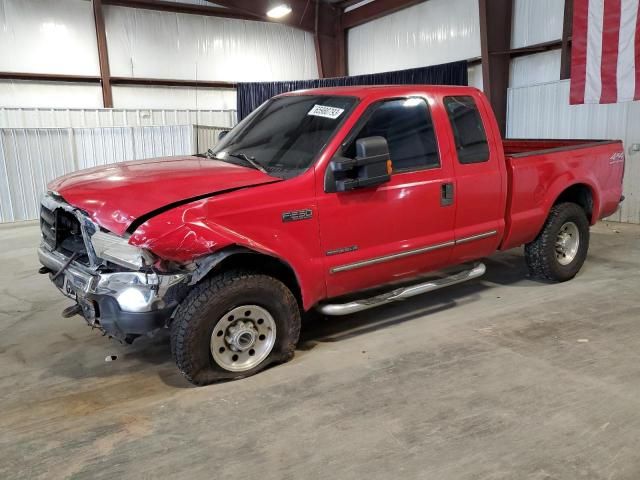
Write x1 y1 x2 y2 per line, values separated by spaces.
92 231 155 270
94 271 188 312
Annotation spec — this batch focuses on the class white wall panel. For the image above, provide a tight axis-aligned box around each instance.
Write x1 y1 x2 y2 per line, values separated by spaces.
507 80 640 224
0 107 236 129
112 85 236 110
132 125 193 159
509 50 561 88
0 81 104 109
74 127 136 170
0 129 75 222
511 0 565 48
468 64 484 91
347 0 481 75
195 125 228 153
507 81 628 139
105 5 318 82
0 125 197 223
0 0 99 75
0 81 236 111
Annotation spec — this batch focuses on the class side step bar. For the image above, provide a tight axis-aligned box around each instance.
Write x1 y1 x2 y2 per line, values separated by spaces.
319 263 486 316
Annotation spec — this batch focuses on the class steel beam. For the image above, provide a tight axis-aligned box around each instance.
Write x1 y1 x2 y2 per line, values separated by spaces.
103 0 263 21
342 0 426 29
93 0 113 108
0 72 101 83
313 2 344 78
110 77 236 89
560 0 574 80
492 40 563 58
479 0 513 136
0 72 236 90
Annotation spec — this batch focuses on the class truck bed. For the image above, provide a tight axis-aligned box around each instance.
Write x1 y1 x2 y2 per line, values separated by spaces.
503 139 617 157
500 139 625 250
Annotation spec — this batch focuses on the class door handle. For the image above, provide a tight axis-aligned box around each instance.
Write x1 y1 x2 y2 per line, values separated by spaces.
441 182 454 206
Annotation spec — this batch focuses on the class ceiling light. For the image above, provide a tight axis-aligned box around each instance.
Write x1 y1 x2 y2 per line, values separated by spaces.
267 4 292 18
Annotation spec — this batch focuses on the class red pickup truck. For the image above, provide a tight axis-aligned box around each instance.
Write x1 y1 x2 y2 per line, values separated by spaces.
38 85 625 385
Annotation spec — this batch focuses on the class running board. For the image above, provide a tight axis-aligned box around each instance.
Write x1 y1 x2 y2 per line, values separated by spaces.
319 263 486 316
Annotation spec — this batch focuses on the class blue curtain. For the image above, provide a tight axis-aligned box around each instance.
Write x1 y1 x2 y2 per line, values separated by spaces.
236 60 468 121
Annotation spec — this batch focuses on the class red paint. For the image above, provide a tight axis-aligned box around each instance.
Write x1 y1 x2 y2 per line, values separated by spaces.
501 140 624 250
570 0 589 105
600 0 622 104
49 85 625 310
48 156 278 235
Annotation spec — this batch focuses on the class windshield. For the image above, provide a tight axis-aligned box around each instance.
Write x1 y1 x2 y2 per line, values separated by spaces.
207 95 357 179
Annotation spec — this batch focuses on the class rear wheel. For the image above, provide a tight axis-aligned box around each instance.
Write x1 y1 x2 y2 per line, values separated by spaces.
524 202 590 282
170 270 301 386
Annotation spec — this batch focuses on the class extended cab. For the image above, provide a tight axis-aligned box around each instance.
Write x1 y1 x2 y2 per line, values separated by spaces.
38 86 625 385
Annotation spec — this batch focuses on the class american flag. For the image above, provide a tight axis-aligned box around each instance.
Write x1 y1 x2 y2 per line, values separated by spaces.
570 0 640 104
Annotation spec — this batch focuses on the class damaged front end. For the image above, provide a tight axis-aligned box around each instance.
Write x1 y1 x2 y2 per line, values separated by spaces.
38 193 190 342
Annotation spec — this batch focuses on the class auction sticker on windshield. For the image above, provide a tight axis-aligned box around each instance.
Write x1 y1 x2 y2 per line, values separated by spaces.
307 105 345 119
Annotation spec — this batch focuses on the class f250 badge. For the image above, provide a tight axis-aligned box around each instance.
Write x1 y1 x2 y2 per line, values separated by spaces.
282 209 313 222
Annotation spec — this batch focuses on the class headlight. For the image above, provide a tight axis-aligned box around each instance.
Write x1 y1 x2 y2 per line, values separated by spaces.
94 271 187 312
92 231 155 270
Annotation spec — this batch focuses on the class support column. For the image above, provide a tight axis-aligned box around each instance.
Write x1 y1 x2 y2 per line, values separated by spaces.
93 0 113 108
314 2 345 78
560 0 574 80
479 0 513 136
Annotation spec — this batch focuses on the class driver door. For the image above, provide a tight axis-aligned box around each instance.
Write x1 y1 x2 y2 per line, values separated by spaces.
316 97 457 298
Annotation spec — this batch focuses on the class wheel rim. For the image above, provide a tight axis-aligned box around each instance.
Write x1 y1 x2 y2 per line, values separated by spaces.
210 305 276 372
555 221 580 266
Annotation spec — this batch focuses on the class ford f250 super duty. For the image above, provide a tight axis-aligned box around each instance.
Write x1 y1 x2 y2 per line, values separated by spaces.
38 85 625 385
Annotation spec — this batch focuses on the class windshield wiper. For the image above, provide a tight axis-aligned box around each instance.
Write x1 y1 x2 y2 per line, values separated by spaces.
226 152 267 174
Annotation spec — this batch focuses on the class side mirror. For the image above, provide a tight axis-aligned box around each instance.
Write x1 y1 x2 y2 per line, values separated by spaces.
325 136 392 193
218 130 230 141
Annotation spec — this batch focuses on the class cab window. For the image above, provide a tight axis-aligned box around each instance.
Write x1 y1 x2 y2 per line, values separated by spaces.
344 98 440 172
444 96 490 164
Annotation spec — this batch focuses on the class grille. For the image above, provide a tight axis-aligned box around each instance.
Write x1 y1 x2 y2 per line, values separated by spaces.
40 205 57 248
40 200 90 263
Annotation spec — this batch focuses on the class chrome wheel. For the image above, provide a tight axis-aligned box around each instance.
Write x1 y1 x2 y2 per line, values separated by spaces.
555 221 580 266
210 305 276 372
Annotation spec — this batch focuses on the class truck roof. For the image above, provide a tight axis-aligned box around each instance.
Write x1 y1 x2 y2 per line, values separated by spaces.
279 84 480 100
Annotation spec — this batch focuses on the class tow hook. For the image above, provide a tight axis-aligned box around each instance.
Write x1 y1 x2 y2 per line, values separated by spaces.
62 304 83 318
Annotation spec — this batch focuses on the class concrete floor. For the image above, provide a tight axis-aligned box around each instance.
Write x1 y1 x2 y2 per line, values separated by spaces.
0 221 639 479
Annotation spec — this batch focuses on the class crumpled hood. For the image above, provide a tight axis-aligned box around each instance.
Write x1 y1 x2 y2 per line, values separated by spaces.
48 156 278 235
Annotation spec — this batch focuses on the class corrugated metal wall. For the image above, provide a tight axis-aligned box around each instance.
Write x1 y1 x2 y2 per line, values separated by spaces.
511 0 565 48
509 50 561 88
0 107 236 129
0 107 237 223
507 0 639 224
507 80 640 224
0 125 193 223
347 0 481 75
0 0 318 109
0 128 73 223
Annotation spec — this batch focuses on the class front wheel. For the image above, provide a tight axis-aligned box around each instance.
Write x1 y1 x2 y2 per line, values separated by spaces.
170 270 301 386
524 202 590 282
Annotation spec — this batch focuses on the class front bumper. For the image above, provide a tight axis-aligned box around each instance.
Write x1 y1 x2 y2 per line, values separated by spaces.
38 245 189 340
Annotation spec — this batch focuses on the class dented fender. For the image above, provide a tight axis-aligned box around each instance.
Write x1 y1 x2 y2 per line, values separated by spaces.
129 198 276 263
124 178 326 311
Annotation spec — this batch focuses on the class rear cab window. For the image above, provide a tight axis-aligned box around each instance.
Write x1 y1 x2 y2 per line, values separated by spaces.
343 97 440 173
444 96 490 164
